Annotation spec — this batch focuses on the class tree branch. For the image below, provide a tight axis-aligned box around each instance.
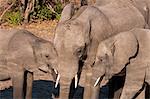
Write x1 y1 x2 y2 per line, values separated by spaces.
0 1 15 21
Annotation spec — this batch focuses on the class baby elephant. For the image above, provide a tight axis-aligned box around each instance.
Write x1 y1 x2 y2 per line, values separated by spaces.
92 28 150 99
0 29 57 99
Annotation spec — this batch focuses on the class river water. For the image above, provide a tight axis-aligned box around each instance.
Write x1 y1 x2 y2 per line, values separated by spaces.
0 80 109 99
0 80 84 99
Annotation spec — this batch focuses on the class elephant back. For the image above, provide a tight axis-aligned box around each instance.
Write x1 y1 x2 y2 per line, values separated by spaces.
0 29 20 54
95 0 145 32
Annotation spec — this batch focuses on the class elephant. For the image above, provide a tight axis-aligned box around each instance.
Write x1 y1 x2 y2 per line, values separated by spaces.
53 1 146 99
94 0 150 97
95 0 150 28
0 29 58 99
92 28 150 99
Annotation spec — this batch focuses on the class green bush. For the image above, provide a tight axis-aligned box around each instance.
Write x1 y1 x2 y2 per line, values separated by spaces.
53 1 63 20
31 5 53 20
2 1 63 25
31 1 63 20
4 11 22 25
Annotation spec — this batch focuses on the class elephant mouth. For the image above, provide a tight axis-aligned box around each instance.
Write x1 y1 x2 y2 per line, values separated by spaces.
38 64 49 73
27 67 38 72
53 69 78 89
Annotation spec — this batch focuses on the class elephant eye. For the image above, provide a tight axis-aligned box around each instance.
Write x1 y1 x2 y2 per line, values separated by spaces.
45 55 50 59
76 48 83 58
99 57 104 62
99 54 109 63
77 49 82 54
46 55 49 58
98 56 106 63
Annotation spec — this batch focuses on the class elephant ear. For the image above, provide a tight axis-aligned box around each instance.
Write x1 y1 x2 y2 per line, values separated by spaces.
32 39 44 65
32 39 51 72
105 41 116 80
110 32 138 74
59 3 75 23
83 20 91 45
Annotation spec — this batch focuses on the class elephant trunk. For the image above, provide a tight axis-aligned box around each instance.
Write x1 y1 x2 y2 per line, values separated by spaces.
55 59 79 99
59 76 72 99
91 76 104 99
91 63 106 99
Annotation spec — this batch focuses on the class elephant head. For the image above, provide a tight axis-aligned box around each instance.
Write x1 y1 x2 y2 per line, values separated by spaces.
92 32 139 88
32 38 58 74
6 29 58 74
53 4 93 98
53 3 114 98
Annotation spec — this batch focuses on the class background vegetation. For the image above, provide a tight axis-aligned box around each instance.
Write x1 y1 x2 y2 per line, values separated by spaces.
0 0 64 25
0 0 95 25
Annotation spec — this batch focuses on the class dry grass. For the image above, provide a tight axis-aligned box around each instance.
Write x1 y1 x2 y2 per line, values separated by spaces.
0 20 58 41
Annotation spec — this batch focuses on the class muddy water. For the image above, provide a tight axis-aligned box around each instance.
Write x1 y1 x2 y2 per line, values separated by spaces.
0 80 84 99
0 80 57 99
0 80 108 99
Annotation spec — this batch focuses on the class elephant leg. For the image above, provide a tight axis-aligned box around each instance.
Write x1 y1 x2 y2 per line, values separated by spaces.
108 76 125 99
25 72 33 99
12 71 25 99
79 68 92 99
136 86 145 99
120 61 145 99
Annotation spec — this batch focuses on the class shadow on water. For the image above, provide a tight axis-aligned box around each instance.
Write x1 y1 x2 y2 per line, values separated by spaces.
0 80 112 99
0 80 59 99
2 78 149 99
0 80 84 99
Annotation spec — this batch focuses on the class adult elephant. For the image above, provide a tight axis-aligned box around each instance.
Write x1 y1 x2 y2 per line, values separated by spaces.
54 1 145 98
95 0 150 28
92 28 150 99
95 0 150 98
0 29 57 99
129 0 150 26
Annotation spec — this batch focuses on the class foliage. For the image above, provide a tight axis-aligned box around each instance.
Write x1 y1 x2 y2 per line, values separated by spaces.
1 0 63 25
4 11 22 25
31 1 63 20
53 1 63 20
31 5 53 20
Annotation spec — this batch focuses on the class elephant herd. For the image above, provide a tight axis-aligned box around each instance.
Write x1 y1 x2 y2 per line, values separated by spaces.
1 0 150 99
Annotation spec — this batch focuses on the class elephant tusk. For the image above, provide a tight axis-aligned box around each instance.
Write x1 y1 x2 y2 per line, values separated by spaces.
75 74 78 88
55 74 60 88
94 77 100 87
54 69 58 74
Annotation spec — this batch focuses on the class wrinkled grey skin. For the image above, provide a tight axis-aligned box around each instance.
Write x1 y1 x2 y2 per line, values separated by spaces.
92 28 150 99
0 29 57 99
95 0 150 98
96 0 150 28
54 2 145 99
130 0 150 27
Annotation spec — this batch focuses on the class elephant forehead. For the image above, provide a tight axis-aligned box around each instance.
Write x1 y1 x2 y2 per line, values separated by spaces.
97 42 110 56
64 33 84 48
